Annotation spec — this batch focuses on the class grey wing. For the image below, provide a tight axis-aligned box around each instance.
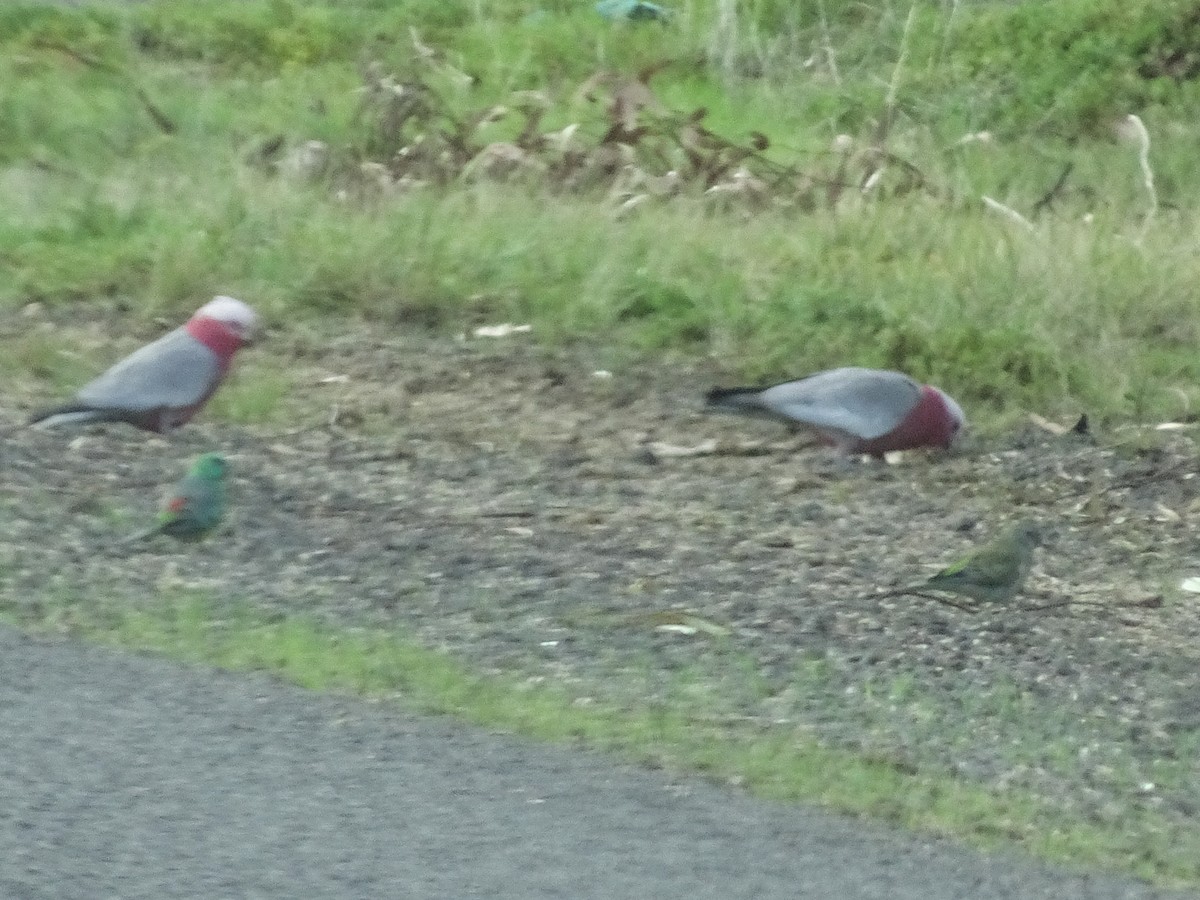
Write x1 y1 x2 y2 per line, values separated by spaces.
759 368 921 439
76 328 220 413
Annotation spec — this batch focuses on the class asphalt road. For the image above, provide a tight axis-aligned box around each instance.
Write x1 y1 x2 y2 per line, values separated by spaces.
0 627 1190 900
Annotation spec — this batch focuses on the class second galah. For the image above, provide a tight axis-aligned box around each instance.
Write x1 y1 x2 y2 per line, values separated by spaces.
30 296 258 434
705 366 965 458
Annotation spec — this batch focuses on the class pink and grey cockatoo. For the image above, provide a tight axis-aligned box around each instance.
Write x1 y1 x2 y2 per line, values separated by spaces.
705 366 965 458
30 296 258 434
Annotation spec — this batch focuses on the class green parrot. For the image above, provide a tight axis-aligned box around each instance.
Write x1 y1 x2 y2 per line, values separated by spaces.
124 452 229 544
881 521 1042 609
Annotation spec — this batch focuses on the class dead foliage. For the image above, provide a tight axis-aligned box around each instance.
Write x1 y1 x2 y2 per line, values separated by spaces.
268 31 942 212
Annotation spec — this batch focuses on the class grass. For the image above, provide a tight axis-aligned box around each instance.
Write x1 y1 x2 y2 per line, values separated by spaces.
5 0 1200 887
4 0 1200 423
207 360 295 424
3 589 1197 888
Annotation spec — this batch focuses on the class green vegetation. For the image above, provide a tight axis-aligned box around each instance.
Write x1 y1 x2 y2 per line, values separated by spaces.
4 590 1197 888
6 0 1200 886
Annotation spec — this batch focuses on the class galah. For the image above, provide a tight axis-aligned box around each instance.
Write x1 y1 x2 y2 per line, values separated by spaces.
880 521 1042 608
124 453 229 544
705 367 965 458
30 296 258 434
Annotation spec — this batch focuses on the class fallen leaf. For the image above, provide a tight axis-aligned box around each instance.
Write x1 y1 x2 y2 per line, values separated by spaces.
656 623 698 635
645 439 719 460
472 323 532 338
639 609 731 637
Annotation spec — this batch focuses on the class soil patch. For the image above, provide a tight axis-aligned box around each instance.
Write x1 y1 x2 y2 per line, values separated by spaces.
4 318 1200 832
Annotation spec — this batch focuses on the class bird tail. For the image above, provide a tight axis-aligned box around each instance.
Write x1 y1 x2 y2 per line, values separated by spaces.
29 404 115 430
704 387 768 413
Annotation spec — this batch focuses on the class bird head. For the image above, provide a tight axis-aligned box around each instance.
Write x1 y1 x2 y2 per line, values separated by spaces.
940 391 967 446
191 452 229 481
196 295 259 344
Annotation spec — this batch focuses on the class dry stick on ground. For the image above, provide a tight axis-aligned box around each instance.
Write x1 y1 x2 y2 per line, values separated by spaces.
1018 598 1133 614
876 589 979 612
876 587 1152 617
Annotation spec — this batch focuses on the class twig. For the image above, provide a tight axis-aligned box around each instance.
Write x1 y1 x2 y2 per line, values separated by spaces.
133 87 177 135
1019 598 1114 613
982 195 1035 231
1031 162 1073 215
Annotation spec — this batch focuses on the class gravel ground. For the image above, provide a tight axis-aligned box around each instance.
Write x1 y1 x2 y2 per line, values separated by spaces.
0 625 1192 900
3 316 1200 856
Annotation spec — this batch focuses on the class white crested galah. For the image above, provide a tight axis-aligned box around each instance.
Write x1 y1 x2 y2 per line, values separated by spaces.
705 366 965 458
30 296 258 434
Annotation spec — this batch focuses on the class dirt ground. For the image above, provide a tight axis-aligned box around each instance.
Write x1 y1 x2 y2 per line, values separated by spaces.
4 313 1200 837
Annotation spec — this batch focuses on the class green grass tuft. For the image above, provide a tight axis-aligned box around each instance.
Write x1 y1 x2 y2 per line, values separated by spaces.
207 363 294 425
